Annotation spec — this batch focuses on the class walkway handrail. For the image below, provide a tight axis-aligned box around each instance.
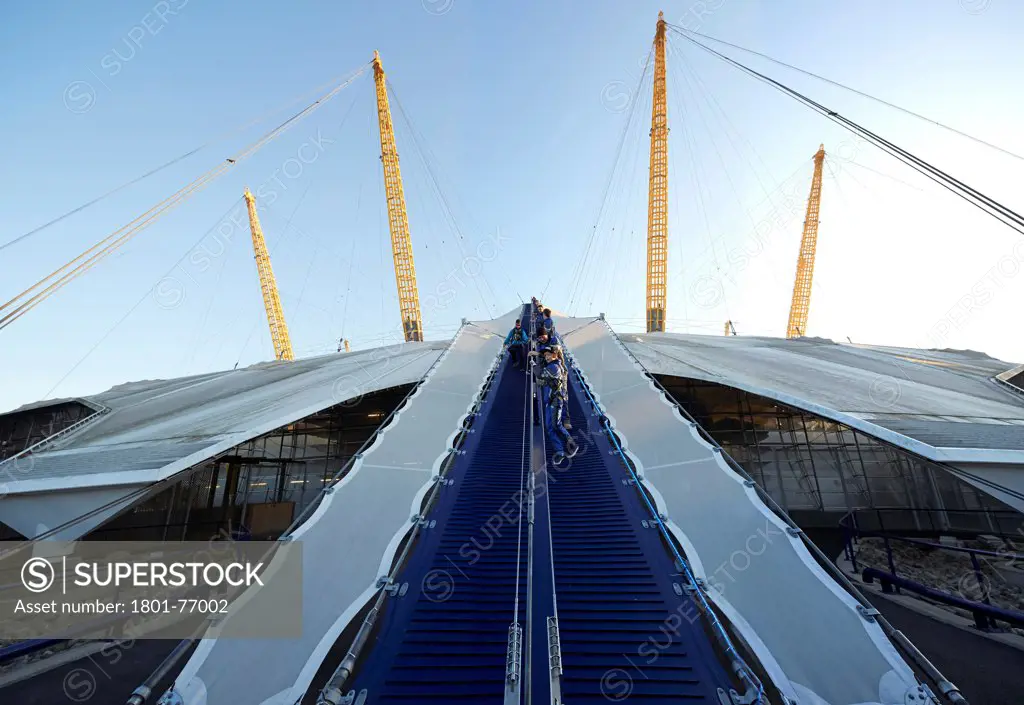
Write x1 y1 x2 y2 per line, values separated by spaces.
0 639 64 666
862 567 1024 631
126 322 502 705
566 347 766 705
594 319 967 705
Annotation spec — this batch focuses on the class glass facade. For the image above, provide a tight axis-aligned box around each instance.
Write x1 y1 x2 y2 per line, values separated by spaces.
87 383 416 541
656 375 1023 536
0 401 95 459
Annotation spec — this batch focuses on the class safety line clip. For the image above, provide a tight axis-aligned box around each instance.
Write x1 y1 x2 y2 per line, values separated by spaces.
856 604 881 622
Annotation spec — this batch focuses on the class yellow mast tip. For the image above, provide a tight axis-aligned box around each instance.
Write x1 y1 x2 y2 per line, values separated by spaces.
658 10 664 19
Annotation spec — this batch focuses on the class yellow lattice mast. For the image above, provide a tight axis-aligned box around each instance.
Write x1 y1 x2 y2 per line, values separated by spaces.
646 12 669 333
243 188 294 361
786 144 826 339
372 50 424 342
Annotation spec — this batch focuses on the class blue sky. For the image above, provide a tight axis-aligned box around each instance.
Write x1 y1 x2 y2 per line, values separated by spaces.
1 0 1023 412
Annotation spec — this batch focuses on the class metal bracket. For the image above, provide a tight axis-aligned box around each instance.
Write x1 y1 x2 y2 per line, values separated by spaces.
381 580 405 598
547 616 564 703
547 615 563 678
904 684 934 703
333 689 367 705
785 526 803 537
156 690 184 705
719 686 758 705
743 480 756 488
322 486 336 495
505 622 523 684
672 582 684 596
856 604 881 622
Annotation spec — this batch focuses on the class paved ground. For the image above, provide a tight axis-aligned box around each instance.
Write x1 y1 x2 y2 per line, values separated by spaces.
872 598 1021 705
2 531 1019 704
807 527 1023 705
0 640 184 705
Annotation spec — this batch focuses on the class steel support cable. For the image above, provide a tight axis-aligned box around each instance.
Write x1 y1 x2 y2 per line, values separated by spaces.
38 198 244 401
0 148 204 253
671 40 777 242
0 75 364 334
0 65 371 331
669 42 790 300
586 84 652 314
666 27 1024 237
666 48 735 318
391 96 496 320
338 182 363 337
565 344 765 704
569 47 654 313
835 156 926 193
573 52 650 313
668 23 1024 164
675 46 781 207
2 69 372 254
0 69 361 331
581 79 651 315
183 209 241 371
386 82 498 316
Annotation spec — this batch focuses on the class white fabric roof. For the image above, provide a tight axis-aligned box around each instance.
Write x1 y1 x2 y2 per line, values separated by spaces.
0 342 445 539
621 330 1024 512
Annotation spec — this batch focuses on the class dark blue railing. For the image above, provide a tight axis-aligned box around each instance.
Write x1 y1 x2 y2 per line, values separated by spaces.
861 567 1024 631
842 509 1024 631
0 639 65 664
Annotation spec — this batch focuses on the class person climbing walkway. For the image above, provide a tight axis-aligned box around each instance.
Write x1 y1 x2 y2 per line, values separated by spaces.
504 318 529 369
534 344 577 466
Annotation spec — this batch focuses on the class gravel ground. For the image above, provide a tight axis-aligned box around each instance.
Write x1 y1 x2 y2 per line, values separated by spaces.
852 535 1024 635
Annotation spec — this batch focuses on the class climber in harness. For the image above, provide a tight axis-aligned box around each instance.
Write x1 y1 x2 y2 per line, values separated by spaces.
504 318 529 369
530 332 572 431
534 344 577 466
541 308 555 337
